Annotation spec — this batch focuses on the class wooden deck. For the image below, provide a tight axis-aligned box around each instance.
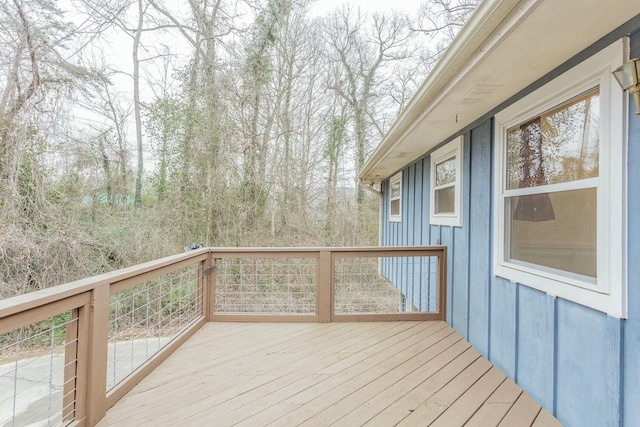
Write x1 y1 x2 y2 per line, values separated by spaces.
97 321 560 426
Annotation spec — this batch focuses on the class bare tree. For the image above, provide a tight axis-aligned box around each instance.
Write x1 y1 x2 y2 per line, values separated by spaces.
323 7 412 204
132 0 145 209
2 0 478 297
412 0 482 69
0 0 98 221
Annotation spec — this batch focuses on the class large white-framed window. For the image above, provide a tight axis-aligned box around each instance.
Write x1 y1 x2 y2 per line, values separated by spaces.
493 40 627 318
430 136 463 227
389 172 402 222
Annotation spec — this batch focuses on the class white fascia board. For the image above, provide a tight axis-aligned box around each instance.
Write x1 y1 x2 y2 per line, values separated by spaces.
359 0 640 184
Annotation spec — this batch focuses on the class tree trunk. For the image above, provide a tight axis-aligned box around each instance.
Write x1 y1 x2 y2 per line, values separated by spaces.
133 0 144 210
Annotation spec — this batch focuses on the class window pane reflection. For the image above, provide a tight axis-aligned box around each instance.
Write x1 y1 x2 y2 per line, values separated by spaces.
509 188 597 277
507 90 599 190
436 157 456 186
391 181 401 198
390 199 400 216
435 187 455 214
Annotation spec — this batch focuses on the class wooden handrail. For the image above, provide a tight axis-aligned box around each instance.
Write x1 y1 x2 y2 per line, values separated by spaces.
0 248 209 427
0 245 446 323
331 247 447 322
208 246 447 323
0 245 447 427
0 248 210 320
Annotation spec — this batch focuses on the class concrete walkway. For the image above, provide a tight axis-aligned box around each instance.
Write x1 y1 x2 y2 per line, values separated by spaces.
0 337 170 427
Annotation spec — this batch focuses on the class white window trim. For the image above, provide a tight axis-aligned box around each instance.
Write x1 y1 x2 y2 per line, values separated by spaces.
493 40 628 318
389 172 402 222
430 136 463 227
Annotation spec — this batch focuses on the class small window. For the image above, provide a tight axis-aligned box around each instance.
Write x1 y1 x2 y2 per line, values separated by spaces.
389 172 402 222
430 137 463 226
493 40 626 317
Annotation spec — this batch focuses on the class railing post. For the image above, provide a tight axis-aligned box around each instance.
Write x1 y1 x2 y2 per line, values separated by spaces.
74 302 90 423
317 251 332 323
85 284 110 425
210 254 218 318
438 247 448 321
200 253 212 322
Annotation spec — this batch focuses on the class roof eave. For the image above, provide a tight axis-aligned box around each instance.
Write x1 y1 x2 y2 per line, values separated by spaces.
359 0 640 184
358 0 522 185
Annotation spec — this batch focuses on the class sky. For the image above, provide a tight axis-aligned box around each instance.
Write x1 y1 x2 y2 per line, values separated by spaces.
97 0 426 110
311 0 423 14
70 0 427 174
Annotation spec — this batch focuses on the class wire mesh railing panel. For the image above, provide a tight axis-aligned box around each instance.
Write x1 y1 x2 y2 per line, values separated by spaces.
334 256 439 314
107 263 203 391
214 257 317 314
0 312 78 427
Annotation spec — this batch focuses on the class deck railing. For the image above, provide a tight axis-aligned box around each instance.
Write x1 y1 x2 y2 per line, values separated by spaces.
0 245 446 426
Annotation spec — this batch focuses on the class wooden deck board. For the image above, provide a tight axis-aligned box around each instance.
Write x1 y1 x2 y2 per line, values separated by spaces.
97 321 560 427
498 392 543 426
464 376 522 426
174 322 435 426
532 408 563 427
394 357 494 426
429 367 506 426
362 347 481 426
270 326 456 426
235 323 449 427
299 332 462 426
103 323 378 423
330 338 470 427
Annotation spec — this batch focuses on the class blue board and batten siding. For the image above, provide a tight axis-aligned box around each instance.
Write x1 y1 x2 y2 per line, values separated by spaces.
623 28 640 427
380 28 640 427
381 162 440 312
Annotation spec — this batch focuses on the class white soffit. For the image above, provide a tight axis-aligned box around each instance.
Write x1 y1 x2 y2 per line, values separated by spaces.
359 0 640 184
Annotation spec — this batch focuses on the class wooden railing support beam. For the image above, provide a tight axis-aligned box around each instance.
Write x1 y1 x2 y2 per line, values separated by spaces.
85 284 110 426
317 251 332 323
199 254 213 322
438 247 447 321
209 254 218 318
74 302 90 423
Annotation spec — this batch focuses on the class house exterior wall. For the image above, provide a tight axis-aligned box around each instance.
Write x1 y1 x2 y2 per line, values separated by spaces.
380 28 640 427
623 27 640 427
